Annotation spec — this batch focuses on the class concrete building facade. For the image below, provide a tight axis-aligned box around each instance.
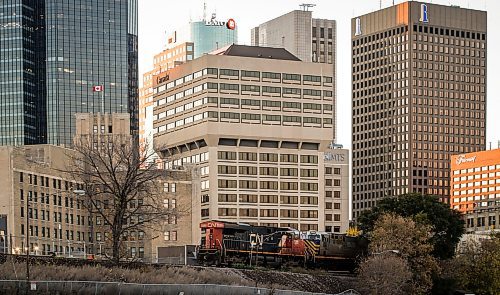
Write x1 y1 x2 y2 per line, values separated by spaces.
351 2 487 219
323 144 350 233
0 144 200 261
140 15 238 160
450 149 500 234
251 10 337 141
153 45 335 231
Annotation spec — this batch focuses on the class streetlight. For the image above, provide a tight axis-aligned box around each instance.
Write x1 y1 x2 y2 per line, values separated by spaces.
73 189 94 258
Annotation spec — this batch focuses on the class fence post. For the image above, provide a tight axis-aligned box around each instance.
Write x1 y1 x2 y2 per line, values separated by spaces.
95 282 98 295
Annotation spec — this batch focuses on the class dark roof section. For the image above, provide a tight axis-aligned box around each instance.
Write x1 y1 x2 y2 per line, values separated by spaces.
214 44 301 61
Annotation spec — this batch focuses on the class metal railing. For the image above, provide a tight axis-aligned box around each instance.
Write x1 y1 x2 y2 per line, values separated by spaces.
0 280 358 295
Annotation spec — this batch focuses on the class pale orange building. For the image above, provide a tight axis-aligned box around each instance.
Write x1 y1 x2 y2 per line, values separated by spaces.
450 149 500 216
139 42 194 160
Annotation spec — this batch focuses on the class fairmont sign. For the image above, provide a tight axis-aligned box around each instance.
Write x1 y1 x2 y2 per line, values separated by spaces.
456 155 477 165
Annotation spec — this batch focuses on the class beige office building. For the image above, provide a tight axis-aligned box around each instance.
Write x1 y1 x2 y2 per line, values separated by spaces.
251 9 337 141
351 2 487 219
153 45 335 231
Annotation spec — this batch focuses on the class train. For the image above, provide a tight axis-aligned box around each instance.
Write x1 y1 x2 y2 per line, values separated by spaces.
196 220 368 270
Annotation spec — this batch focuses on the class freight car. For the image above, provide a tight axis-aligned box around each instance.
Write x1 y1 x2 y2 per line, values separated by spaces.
196 220 367 270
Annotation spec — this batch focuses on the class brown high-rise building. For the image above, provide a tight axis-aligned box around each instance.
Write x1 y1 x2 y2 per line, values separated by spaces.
351 2 487 219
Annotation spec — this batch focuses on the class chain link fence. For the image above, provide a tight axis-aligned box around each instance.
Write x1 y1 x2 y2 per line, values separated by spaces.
0 280 360 295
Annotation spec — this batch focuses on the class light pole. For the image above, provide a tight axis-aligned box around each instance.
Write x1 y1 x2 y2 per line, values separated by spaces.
74 189 94 258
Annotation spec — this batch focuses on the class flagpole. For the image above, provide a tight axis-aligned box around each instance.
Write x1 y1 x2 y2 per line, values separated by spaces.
101 87 104 114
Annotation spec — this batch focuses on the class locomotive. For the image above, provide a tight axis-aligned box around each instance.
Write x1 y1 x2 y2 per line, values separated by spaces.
196 220 367 270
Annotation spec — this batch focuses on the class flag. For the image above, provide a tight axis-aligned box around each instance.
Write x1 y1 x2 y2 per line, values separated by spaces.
93 85 103 92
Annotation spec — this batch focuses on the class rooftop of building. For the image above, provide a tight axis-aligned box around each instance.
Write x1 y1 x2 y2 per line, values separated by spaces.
210 44 301 61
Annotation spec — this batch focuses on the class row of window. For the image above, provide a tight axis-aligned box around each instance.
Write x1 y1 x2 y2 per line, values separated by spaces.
154 111 332 134
156 82 333 110
453 165 500 175
218 208 319 218
19 172 82 191
218 152 319 164
155 97 333 121
155 67 333 93
217 166 320 177
217 179 319 191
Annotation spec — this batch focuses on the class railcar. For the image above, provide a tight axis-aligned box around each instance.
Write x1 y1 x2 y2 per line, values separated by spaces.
196 220 367 270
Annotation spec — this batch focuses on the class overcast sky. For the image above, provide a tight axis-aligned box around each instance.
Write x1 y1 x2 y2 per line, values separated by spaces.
138 0 499 150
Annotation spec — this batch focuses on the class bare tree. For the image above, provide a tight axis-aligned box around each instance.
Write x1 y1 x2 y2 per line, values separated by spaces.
66 135 177 263
356 254 412 295
368 213 440 294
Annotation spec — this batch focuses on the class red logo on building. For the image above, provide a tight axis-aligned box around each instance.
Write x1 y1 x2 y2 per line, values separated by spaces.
226 19 236 30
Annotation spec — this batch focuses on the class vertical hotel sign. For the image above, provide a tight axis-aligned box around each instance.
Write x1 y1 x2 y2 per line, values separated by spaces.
420 4 429 22
355 18 362 36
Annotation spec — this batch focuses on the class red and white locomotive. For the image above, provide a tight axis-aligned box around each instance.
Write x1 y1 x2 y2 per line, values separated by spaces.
196 220 367 270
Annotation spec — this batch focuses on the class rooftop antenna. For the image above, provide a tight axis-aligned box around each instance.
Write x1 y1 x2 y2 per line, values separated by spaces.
299 4 316 11
203 1 207 22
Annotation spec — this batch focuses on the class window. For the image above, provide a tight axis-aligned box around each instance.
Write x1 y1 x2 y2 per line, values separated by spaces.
281 209 298 218
260 209 278 217
303 89 321 97
281 154 298 163
218 165 237 174
241 85 260 93
301 182 318 191
240 194 258 203
303 103 321 110
260 195 278 203
283 102 301 109
283 116 301 123
218 151 237 160
303 75 321 83
262 100 280 108
239 208 258 217
262 86 281 95
263 115 281 122
301 155 318 164
241 70 260 78
220 112 240 120
260 181 278 190
280 182 298 190
241 113 261 121
260 167 278 176
218 179 237 188
300 210 318 218
220 97 239 106
241 99 260 107
239 152 257 161
220 83 239 91
280 168 298 177
218 194 237 202
260 153 278 162
283 73 301 81
206 68 218 75
239 180 258 189
262 72 281 80
281 196 298 205
218 208 237 216
220 69 239 77
283 88 301 95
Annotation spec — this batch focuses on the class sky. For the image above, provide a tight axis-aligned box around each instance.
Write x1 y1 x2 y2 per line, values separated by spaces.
138 0 500 150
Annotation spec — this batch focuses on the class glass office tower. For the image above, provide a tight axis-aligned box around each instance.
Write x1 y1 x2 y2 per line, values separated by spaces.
0 0 138 146
190 21 238 58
